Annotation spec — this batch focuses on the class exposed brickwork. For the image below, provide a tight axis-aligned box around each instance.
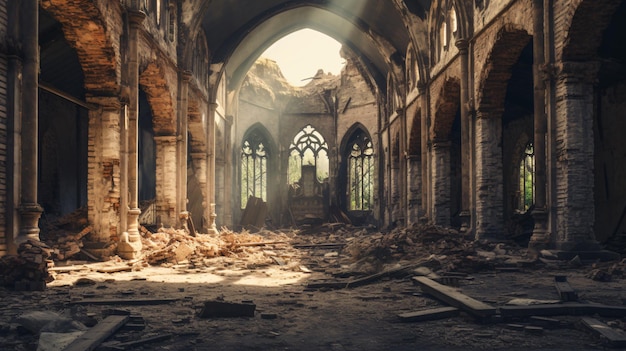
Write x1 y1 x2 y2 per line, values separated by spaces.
431 77 460 141
557 0 623 61
430 141 451 226
0 0 7 256
154 135 178 227
554 61 599 249
40 0 122 95
139 62 177 135
86 97 122 243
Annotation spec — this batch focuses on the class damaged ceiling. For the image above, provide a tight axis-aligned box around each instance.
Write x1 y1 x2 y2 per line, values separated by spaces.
195 0 431 90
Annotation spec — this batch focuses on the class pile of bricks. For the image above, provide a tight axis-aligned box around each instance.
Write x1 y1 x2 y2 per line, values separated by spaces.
0 240 53 291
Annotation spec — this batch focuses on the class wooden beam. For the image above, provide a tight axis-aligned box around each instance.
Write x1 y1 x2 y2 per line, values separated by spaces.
69 298 179 306
554 276 578 302
499 302 626 318
412 276 496 319
398 306 459 322
581 317 626 348
62 315 128 351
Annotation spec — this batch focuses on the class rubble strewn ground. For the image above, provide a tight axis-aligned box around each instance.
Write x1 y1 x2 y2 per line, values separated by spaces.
1 221 625 350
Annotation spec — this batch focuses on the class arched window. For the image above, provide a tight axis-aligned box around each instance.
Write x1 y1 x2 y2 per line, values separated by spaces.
241 131 267 209
288 125 329 184
168 2 176 42
518 142 535 211
156 0 162 26
347 131 374 210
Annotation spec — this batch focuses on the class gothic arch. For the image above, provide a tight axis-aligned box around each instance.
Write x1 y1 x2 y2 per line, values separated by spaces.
561 0 624 61
476 26 532 117
40 0 121 94
431 77 460 141
139 62 177 134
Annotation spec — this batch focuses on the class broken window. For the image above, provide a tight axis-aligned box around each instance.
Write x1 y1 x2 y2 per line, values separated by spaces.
241 131 267 209
519 142 535 211
288 125 329 184
348 131 374 210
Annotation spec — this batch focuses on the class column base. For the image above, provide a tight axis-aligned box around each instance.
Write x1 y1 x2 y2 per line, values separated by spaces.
529 207 550 251
541 249 620 262
16 203 43 245
206 204 219 235
458 210 472 236
117 232 143 260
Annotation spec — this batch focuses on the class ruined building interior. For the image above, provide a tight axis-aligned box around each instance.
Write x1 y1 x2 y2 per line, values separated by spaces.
1 0 626 350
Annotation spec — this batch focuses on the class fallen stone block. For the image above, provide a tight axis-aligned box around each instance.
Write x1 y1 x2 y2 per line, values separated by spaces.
198 300 256 318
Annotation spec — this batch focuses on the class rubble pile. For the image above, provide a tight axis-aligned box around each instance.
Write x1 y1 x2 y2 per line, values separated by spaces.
0 240 53 291
40 207 91 261
141 226 293 266
343 223 527 273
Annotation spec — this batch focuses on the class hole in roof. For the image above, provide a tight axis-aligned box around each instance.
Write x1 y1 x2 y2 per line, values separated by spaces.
260 28 345 87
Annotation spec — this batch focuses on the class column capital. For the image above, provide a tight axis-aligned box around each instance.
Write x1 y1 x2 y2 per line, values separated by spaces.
556 61 600 84
180 70 193 82
128 9 147 27
154 134 177 143
455 38 469 53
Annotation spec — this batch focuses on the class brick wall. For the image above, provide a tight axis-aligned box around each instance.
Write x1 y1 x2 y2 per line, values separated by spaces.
0 0 7 256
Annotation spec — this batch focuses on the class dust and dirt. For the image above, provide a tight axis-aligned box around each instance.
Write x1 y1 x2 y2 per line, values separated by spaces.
1 222 625 350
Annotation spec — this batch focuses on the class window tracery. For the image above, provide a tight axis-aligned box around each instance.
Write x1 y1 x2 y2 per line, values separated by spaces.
288 125 329 184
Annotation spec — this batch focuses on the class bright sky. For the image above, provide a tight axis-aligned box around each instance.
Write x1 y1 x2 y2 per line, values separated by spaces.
260 29 345 87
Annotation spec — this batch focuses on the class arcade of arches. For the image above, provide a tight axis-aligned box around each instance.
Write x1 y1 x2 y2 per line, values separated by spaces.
1 1 626 268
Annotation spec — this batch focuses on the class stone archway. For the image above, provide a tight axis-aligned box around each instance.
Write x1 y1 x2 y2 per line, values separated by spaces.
474 26 532 240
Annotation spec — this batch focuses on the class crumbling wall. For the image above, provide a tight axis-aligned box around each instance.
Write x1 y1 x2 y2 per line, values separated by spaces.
0 0 8 256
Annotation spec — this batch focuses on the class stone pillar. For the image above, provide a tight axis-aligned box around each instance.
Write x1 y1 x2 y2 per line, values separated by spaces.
191 152 208 228
118 9 145 259
430 140 451 226
553 61 602 252
206 103 219 234
177 71 191 228
529 0 550 249
155 135 178 227
418 83 431 220
7 42 23 255
474 110 504 240
86 97 122 253
456 38 472 233
406 155 422 225
222 115 234 226
16 0 43 245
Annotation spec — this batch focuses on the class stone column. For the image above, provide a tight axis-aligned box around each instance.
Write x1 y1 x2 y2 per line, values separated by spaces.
406 155 422 225
456 38 472 233
553 61 603 253
529 0 550 249
86 97 122 255
418 83 431 220
430 140 451 226
154 135 178 227
222 115 234 226
191 152 208 227
177 71 192 228
206 103 219 234
16 0 43 244
474 110 504 240
118 9 145 259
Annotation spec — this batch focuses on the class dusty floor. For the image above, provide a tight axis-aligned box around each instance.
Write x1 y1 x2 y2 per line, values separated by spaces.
1 225 625 351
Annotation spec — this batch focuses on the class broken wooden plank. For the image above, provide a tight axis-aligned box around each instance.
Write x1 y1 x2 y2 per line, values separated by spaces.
499 302 626 318
292 243 346 249
199 300 256 318
62 315 129 351
110 333 172 349
398 306 459 322
412 276 496 319
581 317 626 348
96 265 133 273
305 281 348 290
69 298 179 306
554 276 578 302
347 264 416 288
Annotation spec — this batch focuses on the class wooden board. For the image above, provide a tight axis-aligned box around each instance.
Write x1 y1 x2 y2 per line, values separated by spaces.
398 306 459 322
500 302 626 318
62 315 128 351
554 276 578 302
412 276 496 319
69 298 179 306
581 317 626 347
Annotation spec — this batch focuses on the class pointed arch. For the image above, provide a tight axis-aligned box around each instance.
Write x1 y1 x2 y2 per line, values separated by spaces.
431 77 460 141
139 62 177 134
40 0 121 94
240 123 276 209
476 26 532 117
